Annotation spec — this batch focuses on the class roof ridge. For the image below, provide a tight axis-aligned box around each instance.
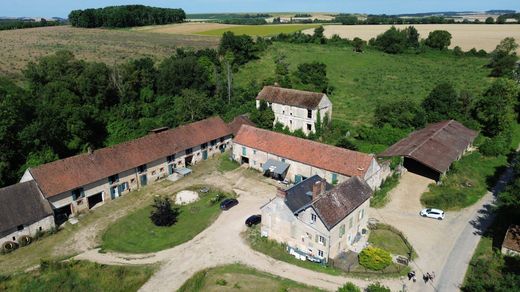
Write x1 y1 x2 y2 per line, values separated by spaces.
408 120 452 156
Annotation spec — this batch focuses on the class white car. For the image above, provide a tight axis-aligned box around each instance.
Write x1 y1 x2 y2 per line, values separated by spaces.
420 208 445 220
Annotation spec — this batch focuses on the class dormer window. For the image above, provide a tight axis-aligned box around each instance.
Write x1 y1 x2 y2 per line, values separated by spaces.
311 213 317 223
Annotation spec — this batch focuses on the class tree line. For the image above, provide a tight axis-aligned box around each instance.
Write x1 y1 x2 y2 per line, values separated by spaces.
0 19 62 31
68 5 185 28
335 13 520 25
0 32 268 187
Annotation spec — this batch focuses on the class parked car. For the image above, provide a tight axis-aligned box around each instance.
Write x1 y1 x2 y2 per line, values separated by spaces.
420 208 445 220
245 214 261 227
220 198 238 210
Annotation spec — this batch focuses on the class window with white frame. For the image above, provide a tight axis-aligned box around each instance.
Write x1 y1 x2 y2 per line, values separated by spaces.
311 213 317 223
359 209 364 220
318 235 326 245
318 250 324 257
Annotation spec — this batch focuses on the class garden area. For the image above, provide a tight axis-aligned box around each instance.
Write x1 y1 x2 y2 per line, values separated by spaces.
368 224 416 259
178 263 323 292
101 186 234 253
0 260 154 292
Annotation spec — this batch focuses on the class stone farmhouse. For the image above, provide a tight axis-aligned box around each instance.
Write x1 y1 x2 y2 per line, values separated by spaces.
20 117 235 218
256 86 332 135
0 181 55 246
232 125 382 189
261 175 373 262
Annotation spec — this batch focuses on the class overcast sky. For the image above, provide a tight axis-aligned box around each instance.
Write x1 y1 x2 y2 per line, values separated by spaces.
1 0 519 18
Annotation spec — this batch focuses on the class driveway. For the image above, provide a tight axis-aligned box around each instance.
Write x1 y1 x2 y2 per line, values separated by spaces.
370 171 502 292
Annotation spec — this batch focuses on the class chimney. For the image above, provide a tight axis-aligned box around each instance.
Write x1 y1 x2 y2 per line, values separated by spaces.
276 187 287 198
312 179 326 200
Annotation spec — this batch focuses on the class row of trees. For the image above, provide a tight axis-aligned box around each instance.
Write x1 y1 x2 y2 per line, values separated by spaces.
0 19 62 31
69 5 185 28
370 26 452 53
334 13 520 25
0 32 268 187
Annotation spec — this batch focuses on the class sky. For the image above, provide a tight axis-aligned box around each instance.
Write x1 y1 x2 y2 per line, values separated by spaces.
1 0 519 18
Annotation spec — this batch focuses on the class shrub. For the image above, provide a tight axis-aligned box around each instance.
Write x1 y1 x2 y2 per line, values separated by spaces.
1 241 18 253
216 279 227 286
336 137 359 151
366 282 391 292
424 30 452 50
337 282 361 292
359 246 392 271
479 133 511 156
149 196 180 227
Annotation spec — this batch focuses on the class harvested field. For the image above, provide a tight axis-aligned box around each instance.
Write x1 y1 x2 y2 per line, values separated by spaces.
0 25 219 80
304 24 520 53
199 24 320 36
131 22 239 34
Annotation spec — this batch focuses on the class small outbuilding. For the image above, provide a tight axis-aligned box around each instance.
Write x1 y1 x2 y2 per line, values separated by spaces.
379 120 478 181
0 181 55 247
502 224 520 257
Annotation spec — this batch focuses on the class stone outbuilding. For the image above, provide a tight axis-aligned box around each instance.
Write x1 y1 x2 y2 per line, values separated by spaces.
502 224 520 257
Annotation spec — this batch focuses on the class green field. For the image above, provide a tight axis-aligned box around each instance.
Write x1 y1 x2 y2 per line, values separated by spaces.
102 187 231 253
0 260 153 292
178 264 324 292
235 42 491 125
198 24 319 36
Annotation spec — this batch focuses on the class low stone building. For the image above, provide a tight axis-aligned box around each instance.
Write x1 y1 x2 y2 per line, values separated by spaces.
0 181 55 246
502 224 520 257
256 86 332 135
20 117 234 217
261 175 373 262
232 125 382 189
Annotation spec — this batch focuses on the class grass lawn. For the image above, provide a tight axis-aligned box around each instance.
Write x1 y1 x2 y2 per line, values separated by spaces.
421 152 507 210
370 174 400 208
101 187 232 253
178 263 324 292
198 24 319 36
218 152 240 172
0 260 154 292
235 42 491 126
368 228 415 258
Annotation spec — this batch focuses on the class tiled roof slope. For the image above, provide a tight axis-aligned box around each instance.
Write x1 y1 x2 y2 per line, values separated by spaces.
379 120 478 173
0 181 53 234
234 125 374 178
503 224 520 253
256 86 325 109
228 115 255 136
312 176 373 230
30 117 232 198
284 175 333 213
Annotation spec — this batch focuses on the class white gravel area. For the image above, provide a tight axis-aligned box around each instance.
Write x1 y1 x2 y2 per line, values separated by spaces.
175 190 199 205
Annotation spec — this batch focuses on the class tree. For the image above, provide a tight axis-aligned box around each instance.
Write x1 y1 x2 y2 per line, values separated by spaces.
488 37 519 77
473 78 518 137
375 98 425 129
425 30 452 50
313 26 326 44
294 62 329 92
352 37 366 53
372 26 408 54
250 100 275 129
274 54 291 87
485 17 495 24
149 196 179 227
335 15 358 25
404 26 420 48
157 55 213 96
219 32 257 65
337 282 361 292
336 137 358 151
359 246 392 271
421 82 461 122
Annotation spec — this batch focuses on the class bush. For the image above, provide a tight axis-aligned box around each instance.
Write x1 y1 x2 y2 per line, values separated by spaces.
479 133 511 156
359 246 392 271
336 137 359 151
149 196 180 227
215 279 227 286
18 235 32 247
424 30 452 50
357 124 409 146
366 282 391 292
337 282 361 292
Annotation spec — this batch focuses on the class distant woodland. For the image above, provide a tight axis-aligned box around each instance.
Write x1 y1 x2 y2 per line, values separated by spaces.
69 5 185 28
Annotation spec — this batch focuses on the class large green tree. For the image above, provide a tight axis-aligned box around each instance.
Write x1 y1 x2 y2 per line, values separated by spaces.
425 30 452 50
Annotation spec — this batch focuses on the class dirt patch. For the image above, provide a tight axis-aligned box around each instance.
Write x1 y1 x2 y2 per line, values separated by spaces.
305 24 520 53
175 190 200 205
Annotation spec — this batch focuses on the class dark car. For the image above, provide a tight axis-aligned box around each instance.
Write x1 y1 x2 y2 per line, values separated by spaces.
245 214 261 227
220 198 238 210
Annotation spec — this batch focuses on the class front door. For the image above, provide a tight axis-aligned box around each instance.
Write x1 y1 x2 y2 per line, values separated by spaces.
140 174 147 186
168 164 174 175
110 186 118 199
202 150 208 160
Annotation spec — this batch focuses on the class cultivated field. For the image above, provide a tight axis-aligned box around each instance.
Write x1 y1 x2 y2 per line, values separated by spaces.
304 24 520 53
0 25 219 80
131 22 238 34
198 24 320 36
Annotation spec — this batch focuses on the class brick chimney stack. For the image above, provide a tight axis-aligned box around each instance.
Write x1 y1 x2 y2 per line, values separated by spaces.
312 179 325 200
277 187 287 198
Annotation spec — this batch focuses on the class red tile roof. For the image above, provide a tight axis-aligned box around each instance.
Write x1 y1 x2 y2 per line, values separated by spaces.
256 86 325 109
503 224 520 253
228 115 255 136
30 117 232 198
379 120 478 173
234 125 374 178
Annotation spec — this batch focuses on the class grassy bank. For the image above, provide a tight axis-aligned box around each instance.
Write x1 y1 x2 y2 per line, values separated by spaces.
0 260 154 291
421 152 507 210
235 42 490 126
370 174 399 208
102 187 232 253
178 263 324 292
198 24 319 36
